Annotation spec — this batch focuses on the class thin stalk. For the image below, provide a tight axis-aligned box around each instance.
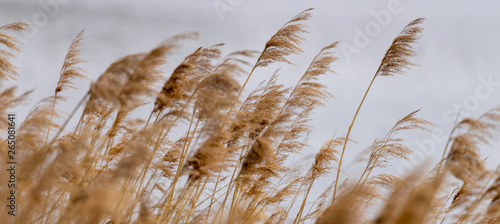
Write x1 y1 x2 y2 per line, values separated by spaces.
274 47 322 119
293 180 314 224
206 168 223 223
135 108 173 195
71 113 85 138
44 93 58 144
156 112 199 220
208 137 250 223
217 142 248 224
281 184 304 224
227 65 257 116
437 110 462 175
145 110 155 128
195 182 230 208
333 73 378 203
154 114 198 220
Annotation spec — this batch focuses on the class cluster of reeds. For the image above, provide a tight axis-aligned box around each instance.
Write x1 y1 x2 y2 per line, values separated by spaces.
1 9 499 224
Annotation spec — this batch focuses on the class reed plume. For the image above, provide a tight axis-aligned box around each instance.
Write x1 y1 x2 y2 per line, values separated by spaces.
184 58 241 180
152 42 222 116
0 22 29 80
104 38 181 143
86 53 146 117
55 30 87 94
293 137 342 224
445 106 500 182
333 18 425 202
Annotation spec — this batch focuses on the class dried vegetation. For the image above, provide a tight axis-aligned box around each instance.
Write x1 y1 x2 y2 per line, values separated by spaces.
0 9 499 224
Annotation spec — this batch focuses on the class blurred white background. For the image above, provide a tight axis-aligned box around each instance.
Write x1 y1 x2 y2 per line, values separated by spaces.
1 0 499 181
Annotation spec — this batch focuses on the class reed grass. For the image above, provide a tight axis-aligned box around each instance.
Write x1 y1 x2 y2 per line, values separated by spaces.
1 10 499 224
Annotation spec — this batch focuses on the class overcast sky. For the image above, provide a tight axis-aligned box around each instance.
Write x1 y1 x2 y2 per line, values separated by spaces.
1 0 500 181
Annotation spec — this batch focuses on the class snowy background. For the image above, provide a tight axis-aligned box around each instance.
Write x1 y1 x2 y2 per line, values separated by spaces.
1 0 500 182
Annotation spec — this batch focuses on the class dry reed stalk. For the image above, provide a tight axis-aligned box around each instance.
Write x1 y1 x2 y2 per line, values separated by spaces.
88 38 180 180
293 137 342 224
277 42 337 117
158 54 243 221
16 96 62 185
159 50 252 221
228 137 279 221
156 49 252 188
333 18 425 203
446 106 500 223
236 43 340 222
46 30 87 144
395 171 445 224
173 53 255 219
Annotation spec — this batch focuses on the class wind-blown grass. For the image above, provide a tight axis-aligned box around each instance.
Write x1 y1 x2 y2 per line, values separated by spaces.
0 10 499 224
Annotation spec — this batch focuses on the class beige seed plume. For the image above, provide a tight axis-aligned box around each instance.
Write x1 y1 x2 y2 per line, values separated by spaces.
243 72 289 141
55 30 87 94
449 183 471 210
183 56 245 180
376 18 424 77
316 185 368 224
17 97 62 152
375 166 424 224
240 137 274 175
445 106 500 181
256 8 313 67
310 138 343 180
334 17 426 200
86 53 146 116
394 172 444 224
0 22 29 80
153 43 223 114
